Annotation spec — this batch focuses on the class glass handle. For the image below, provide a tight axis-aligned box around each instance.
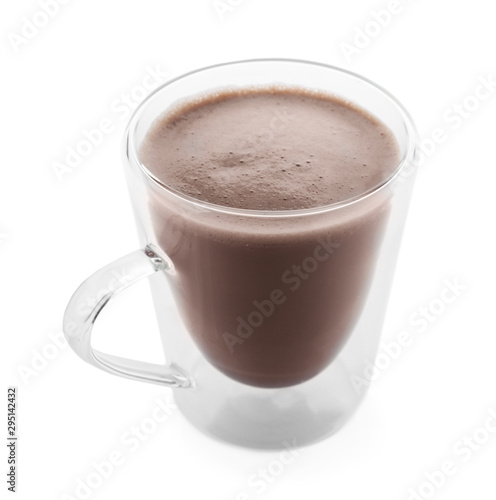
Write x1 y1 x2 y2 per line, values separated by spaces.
63 245 193 388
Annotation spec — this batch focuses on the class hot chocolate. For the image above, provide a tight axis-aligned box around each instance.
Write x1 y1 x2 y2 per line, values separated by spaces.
139 87 400 388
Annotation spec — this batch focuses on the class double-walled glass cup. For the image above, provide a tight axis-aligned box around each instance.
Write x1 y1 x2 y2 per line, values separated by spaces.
63 59 418 448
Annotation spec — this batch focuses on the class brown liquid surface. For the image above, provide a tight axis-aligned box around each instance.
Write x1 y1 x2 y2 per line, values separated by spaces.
140 88 400 388
140 88 399 210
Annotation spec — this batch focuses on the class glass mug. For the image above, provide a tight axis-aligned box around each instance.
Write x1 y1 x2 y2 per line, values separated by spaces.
63 59 418 448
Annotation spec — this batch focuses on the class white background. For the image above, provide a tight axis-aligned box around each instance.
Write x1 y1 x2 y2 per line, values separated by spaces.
2 0 495 499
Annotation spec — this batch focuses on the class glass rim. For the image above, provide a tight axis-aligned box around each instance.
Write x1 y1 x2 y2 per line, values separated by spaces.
124 58 418 218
